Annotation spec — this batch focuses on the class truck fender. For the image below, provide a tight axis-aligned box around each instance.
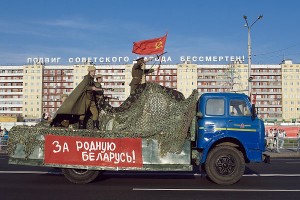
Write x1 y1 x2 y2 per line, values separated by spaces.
200 136 247 164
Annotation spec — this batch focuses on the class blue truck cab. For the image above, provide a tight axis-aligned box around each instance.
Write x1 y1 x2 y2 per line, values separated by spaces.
195 92 266 184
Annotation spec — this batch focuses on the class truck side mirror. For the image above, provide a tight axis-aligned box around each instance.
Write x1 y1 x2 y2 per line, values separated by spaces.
196 112 203 119
251 104 256 120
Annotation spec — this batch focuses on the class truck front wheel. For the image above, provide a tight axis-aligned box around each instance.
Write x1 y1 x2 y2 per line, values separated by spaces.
205 146 245 185
62 168 100 184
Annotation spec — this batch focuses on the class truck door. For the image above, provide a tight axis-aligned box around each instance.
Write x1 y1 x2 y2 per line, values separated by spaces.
226 97 260 147
197 97 227 148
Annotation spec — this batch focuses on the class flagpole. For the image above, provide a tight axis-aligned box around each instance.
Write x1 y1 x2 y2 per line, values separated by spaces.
155 33 168 82
155 56 162 82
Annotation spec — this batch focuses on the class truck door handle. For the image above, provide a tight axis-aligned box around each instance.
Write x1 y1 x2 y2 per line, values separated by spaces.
228 120 233 122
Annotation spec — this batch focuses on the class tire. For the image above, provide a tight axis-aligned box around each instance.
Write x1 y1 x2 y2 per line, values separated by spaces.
205 146 245 185
62 168 100 184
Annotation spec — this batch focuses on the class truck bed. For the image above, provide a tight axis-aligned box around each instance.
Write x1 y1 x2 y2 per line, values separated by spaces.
8 127 192 171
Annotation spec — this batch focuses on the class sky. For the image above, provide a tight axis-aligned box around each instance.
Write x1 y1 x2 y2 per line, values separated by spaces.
1 0 300 65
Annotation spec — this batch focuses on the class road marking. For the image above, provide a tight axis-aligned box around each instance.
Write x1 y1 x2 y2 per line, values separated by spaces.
243 174 300 177
133 188 300 192
275 158 300 161
104 172 300 177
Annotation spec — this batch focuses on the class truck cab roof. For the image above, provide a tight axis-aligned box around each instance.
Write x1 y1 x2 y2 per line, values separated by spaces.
200 92 249 98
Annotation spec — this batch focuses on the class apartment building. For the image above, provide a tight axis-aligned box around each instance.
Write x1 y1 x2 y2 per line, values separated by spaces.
251 64 282 120
281 59 300 122
0 66 23 118
0 60 299 122
42 65 74 116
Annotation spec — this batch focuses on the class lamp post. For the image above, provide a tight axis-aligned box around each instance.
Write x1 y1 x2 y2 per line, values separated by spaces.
243 15 263 96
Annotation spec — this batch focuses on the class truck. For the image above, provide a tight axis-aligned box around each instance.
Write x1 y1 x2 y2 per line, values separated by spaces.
7 83 266 185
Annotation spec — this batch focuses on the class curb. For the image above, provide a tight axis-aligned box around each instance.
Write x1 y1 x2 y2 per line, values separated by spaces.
264 150 300 158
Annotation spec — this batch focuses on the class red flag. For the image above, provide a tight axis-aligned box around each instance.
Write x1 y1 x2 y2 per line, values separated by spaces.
132 34 167 55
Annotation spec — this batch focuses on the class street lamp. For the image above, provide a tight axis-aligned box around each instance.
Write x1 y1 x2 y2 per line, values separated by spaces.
243 15 263 96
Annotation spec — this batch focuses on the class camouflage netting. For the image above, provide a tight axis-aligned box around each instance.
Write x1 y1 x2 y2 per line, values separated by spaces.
8 82 198 158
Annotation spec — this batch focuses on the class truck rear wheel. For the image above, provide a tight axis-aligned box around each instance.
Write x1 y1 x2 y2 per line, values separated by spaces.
205 146 245 185
62 168 100 184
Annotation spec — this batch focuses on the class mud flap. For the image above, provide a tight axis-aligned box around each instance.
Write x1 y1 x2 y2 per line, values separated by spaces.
263 153 271 164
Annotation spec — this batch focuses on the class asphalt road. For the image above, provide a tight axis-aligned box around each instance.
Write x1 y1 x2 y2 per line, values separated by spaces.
0 155 300 200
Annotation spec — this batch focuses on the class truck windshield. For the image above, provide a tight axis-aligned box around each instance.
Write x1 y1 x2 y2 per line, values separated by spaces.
229 99 251 116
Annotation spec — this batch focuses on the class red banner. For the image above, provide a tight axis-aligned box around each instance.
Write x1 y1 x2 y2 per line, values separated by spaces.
132 34 167 55
44 135 143 168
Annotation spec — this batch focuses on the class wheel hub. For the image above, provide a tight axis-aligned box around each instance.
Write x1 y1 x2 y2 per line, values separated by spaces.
215 154 236 176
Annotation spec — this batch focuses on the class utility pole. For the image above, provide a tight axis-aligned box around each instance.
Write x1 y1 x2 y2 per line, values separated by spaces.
243 15 263 96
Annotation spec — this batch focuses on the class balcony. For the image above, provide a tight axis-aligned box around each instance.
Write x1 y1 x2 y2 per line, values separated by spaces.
104 78 125 82
252 79 282 82
251 72 281 75
0 98 23 101
43 80 74 83
254 91 282 95
252 85 281 89
197 78 227 82
0 104 23 108
199 72 226 76
257 97 281 101
0 73 23 76
256 104 282 108
0 110 22 114
0 92 23 95
102 85 125 89
197 85 231 89
100 72 125 76
0 86 23 89
258 110 282 114
0 79 23 82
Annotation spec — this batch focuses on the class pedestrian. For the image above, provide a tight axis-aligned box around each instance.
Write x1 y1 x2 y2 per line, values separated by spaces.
3 128 8 141
0 129 2 151
278 129 285 149
42 112 51 122
129 57 154 95
2 128 8 145
273 128 278 148
267 129 274 150
264 129 268 148
297 130 300 153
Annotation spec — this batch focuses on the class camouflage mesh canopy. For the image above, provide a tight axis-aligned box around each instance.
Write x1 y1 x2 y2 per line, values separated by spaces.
8 83 198 157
